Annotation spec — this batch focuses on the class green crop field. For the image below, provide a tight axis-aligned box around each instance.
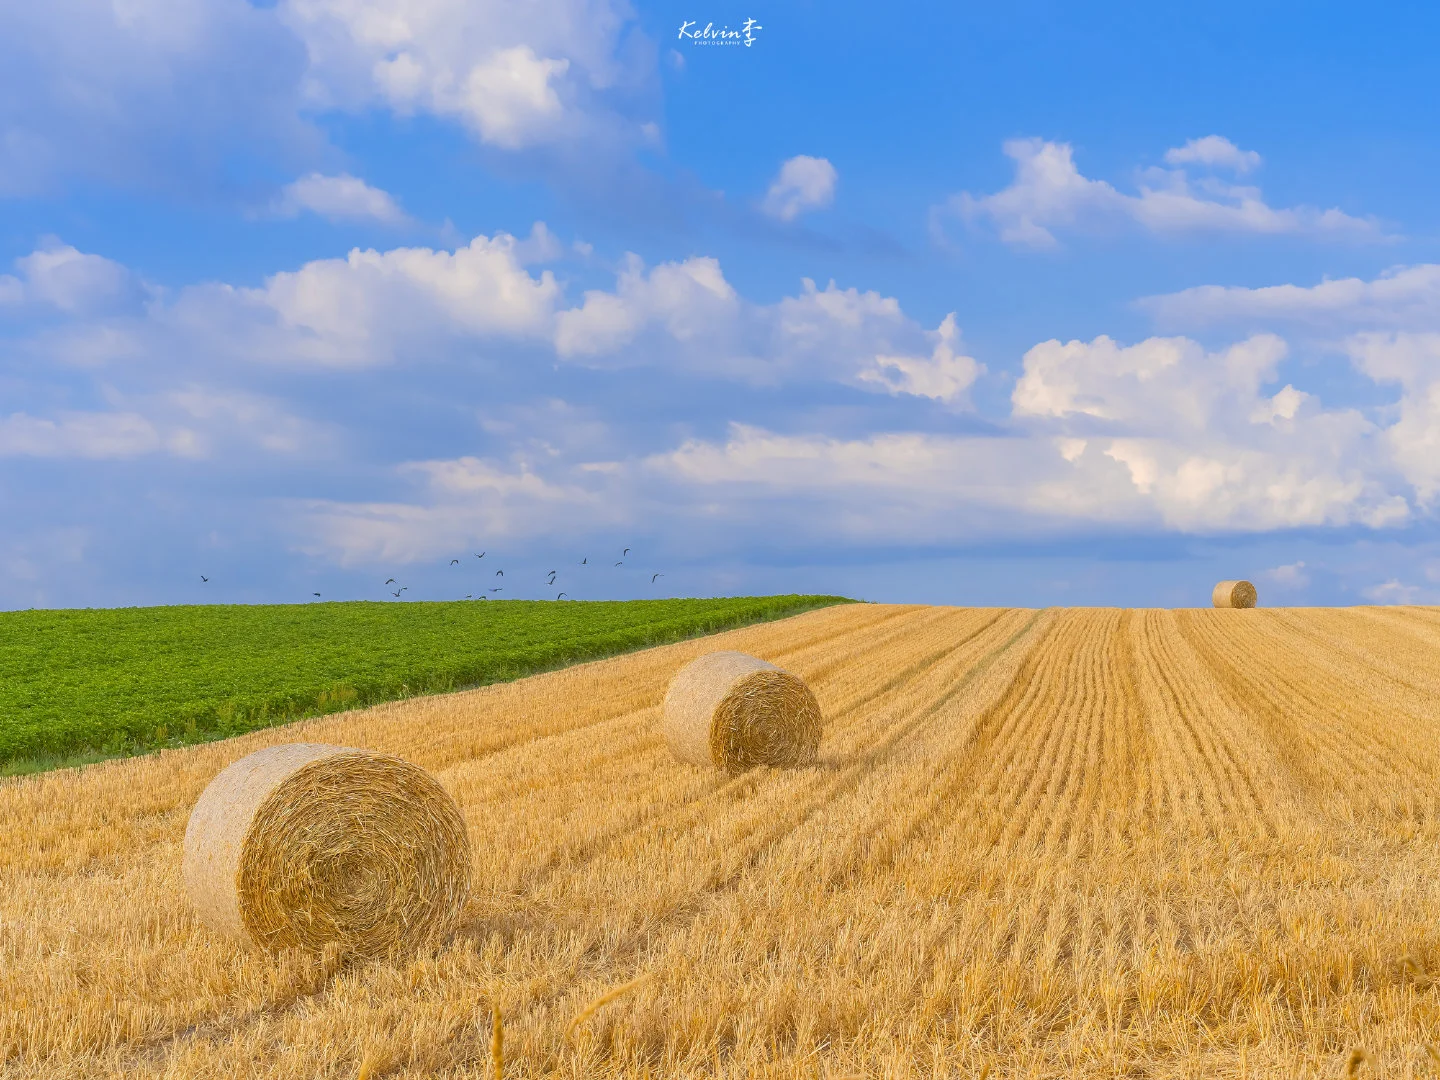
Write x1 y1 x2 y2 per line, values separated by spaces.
0 595 851 774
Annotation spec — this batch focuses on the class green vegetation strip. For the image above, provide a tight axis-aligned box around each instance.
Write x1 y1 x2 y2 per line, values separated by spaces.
0 595 852 775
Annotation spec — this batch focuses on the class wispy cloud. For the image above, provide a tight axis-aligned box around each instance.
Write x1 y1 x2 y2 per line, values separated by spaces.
1141 264 1440 329
762 156 838 221
934 137 1387 249
270 173 409 225
1163 135 1261 173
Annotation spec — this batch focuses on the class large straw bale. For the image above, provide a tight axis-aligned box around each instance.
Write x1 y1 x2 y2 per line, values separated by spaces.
183 743 471 957
661 651 823 774
1212 580 1258 608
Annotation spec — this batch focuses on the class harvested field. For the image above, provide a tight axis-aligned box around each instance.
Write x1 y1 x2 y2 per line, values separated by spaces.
7 603 1440 1077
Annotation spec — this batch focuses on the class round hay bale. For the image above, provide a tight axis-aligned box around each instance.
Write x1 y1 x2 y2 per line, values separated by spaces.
1212 579 1258 608
661 651 823 774
183 743 471 957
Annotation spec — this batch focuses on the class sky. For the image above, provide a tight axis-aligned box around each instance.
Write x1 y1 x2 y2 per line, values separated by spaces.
3 0 1440 609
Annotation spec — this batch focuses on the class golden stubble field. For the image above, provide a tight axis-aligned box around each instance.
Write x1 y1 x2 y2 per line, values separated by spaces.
7 603 1440 1078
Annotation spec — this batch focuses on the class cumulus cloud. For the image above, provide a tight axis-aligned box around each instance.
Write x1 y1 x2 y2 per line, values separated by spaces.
762 156 838 221
552 255 961 394
1345 332 1440 504
554 254 738 359
1163 135 1262 173
937 137 1383 249
1013 333 1291 429
163 231 562 367
620 322 1407 539
857 314 983 404
1008 331 1406 531
270 173 409 224
279 0 653 150
8 235 1439 584
0 242 145 315
0 0 656 199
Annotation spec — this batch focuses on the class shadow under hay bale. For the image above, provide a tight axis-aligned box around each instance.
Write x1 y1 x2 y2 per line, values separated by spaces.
1212 580 1258 608
661 651 823 774
183 743 471 957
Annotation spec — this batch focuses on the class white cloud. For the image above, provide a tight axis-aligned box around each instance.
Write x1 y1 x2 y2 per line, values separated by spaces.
0 0 316 196
512 222 564 264
1141 264 1440 330
1013 333 1291 429
1346 332 1440 504
552 257 957 394
278 0 651 150
299 453 616 564
0 411 166 459
1363 579 1423 604
165 231 562 367
271 173 409 224
439 45 569 148
857 314 983 404
0 241 144 315
1139 271 1440 511
1265 561 1310 588
939 137 1382 249
0 0 656 202
762 155 838 221
167 388 324 456
554 254 738 359
1009 331 1405 531
1163 135 1262 173
641 341 1405 535
9 237 1440 580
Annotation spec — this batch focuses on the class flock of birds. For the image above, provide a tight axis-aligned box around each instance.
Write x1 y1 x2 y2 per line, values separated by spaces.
198 546 665 603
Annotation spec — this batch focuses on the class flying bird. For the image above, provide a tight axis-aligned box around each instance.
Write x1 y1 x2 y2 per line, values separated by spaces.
391 590 403 598
623 548 630 556
465 594 473 599
495 569 503 577
450 559 459 565
614 561 623 567
556 592 568 600
580 557 587 565
475 552 485 559
200 575 208 582
651 573 663 583
489 587 503 593
313 592 321 598
385 578 396 585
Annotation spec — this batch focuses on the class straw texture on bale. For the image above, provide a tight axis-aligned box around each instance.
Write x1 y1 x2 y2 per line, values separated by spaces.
1212 579 1259 608
661 651 823 774
183 743 471 957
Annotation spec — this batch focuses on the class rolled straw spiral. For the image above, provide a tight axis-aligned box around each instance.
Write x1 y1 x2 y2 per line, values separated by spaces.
183 743 471 957
661 651 823 774
1212 580 1258 608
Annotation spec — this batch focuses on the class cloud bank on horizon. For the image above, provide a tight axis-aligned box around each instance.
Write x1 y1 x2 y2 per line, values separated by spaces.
2 0 1438 608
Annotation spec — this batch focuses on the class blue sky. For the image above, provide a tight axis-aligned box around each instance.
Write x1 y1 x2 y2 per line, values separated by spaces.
3 0 1440 609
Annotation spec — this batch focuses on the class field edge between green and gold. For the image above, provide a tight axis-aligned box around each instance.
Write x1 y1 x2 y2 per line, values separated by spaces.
0 594 855 776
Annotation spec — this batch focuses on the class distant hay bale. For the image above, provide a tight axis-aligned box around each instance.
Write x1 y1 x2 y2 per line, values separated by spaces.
1213 580 1258 608
183 743 471 957
661 651 823 774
